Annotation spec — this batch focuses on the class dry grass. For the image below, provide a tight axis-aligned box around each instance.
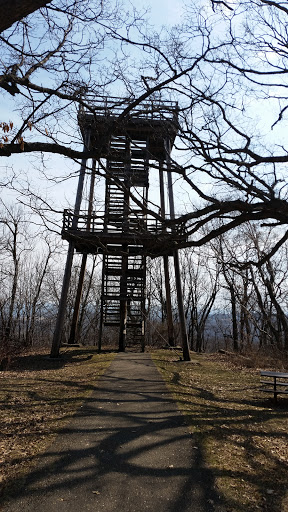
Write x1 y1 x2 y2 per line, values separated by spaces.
1 345 287 512
152 349 288 512
0 347 115 503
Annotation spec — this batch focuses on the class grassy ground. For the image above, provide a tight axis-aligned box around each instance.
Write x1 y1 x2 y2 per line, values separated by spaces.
1 346 287 512
0 347 115 504
152 349 288 512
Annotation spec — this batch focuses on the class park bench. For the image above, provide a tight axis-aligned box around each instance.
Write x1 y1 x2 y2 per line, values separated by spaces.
260 370 288 402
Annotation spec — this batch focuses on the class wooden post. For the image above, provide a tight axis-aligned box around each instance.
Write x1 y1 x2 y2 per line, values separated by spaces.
68 253 87 345
98 255 105 353
159 163 175 347
119 245 128 352
165 139 190 361
50 242 75 357
140 142 149 353
118 139 131 351
68 159 97 345
50 131 90 358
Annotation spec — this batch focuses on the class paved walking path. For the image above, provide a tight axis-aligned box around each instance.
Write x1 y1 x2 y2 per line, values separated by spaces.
3 353 219 512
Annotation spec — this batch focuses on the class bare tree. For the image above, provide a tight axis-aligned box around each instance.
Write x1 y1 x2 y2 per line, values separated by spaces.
215 236 239 351
214 224 288 353
0 202 31 343
2 0 288 366
0 0 287 262
19 238 54 346
0 0 146 156
180 247 219 352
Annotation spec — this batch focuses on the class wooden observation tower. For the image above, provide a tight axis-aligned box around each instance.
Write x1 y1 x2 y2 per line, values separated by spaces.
50 97 190 359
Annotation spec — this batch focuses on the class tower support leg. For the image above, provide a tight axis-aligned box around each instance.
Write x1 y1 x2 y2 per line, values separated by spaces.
172 249 190 361
163 255 175 347
50 133 90 358
119 298 127 352
165 139 190 361
68 253 87 345
98 254 105 353
50 242 75 358
68 158 97 346
119 246 128 352
159 164 175 347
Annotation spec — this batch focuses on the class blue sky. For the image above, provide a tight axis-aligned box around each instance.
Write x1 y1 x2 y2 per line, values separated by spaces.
1 0 287 228
0 0 189 222
139 0 185 26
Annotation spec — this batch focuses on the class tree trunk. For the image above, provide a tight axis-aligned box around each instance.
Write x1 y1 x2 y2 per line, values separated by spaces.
0 0 52 33
6 227 19 342
230 285 239 351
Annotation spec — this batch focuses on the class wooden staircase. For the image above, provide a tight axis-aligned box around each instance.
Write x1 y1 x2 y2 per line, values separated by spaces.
101 135 148 349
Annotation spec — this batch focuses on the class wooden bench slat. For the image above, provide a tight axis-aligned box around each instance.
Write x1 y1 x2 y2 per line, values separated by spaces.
260 389 288 394
259 370 288 401
260 380 288 386
260 371 288 378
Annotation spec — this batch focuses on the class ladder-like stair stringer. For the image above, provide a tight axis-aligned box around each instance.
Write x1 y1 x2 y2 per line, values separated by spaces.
101 134 148 347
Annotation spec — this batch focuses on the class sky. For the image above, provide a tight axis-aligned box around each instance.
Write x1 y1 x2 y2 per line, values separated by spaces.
0 0 188 228
140 0 185 25
1 0 287 234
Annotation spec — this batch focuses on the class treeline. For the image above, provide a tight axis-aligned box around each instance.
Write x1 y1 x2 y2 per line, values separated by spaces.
0 203 101 362
147 224 288 355
1 202 288 361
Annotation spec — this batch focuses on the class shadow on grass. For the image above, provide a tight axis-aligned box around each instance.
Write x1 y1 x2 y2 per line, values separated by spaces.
2 352 287 512
156 358 288 512
5 347 117 372
1 353 220 512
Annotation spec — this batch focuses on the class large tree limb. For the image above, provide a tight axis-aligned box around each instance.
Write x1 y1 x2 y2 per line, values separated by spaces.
0 0 52 33
0 141 94 159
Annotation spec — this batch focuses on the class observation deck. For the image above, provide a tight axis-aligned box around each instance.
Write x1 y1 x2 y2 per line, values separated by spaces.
78 96 179 160
62 209 187 256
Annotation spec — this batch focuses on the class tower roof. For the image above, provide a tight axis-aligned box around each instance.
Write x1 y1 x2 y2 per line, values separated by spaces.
78 96 179 160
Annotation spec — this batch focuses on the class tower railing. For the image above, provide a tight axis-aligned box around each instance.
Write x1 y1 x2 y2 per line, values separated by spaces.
62 209 185 236
78 96 179 123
